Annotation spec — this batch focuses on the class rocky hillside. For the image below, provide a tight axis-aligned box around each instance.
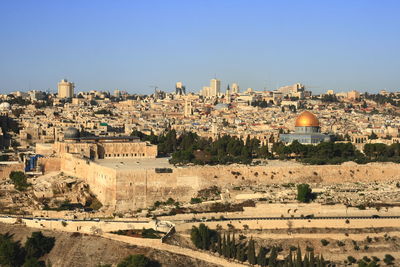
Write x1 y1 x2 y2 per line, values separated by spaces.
0 223 218 267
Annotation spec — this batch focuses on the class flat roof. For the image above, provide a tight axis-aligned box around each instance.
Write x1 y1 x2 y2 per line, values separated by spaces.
94 157 172 170
66 136 140 141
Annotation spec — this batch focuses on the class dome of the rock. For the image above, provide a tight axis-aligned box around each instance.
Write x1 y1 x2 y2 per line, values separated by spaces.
295 111 319 127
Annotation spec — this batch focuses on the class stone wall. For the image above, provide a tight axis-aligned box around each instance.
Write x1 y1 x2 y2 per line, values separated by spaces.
0 163 24 180
55 155 400 211
38 157 61 173
59 153 117 209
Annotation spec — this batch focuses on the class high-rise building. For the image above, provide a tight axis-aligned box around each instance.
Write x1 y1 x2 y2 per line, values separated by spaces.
175 82 186 95
210 79 221 97
231 83 239 94
58 79 75 98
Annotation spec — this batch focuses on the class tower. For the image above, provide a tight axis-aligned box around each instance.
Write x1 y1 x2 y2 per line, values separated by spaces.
210 79 221 97
176 82 186 95
231 83 239 94
58 79 75 98
184 99 192 117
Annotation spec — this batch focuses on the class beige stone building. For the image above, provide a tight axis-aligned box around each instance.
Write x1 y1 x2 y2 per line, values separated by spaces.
58 79 75 98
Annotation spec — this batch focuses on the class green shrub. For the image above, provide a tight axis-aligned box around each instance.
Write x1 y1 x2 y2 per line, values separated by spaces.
9 171 29 191
320 239 329 246
117 254 152 267
296 184 314 203
190 198 202 204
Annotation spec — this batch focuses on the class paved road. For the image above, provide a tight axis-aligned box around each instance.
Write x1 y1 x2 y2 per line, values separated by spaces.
181 215 400 223
1 214 399 224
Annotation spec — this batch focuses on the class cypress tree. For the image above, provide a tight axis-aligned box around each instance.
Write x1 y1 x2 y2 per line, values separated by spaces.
222 234 227 257
231 234 236 259
268 246 278 267
226 234 231 258
320 255 325 267
286 249 293 266
309 251 315 267
235 243 242 261
217 232 222 255
257 246 268 266
190 226 201 249
296 246 302 267
247 238 256 265
303 252 309 267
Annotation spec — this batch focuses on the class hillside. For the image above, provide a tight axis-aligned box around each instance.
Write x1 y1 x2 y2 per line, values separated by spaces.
0 223 218 267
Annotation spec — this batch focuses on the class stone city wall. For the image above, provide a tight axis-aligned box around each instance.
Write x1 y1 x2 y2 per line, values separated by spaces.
54 156 400 211
158 203 400 222
59 153 118 209
0 163 24 180
175 218 400 232
0 216 160 235
38 157 61 173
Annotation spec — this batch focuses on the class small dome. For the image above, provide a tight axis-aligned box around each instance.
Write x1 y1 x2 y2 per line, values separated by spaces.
0 102 11 110
64 127 80 139
214 103 229 110
295 111 319 127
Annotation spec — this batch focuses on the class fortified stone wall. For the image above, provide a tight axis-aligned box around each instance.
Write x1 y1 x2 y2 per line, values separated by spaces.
59 154 117 209
56 155 400 211
38 157 61 173
0 163 24 180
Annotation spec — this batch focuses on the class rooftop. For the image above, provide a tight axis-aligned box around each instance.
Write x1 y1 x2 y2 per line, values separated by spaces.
94 157 172 170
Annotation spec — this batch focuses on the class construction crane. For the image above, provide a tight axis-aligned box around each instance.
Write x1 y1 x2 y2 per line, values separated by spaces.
149 85 158 94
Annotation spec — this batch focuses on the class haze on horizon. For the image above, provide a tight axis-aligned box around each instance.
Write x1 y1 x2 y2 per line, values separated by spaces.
0 0 399 94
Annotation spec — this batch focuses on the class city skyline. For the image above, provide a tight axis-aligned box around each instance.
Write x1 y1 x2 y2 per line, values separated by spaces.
0 0 400 93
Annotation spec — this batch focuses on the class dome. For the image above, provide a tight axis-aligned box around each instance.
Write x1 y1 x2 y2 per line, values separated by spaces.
295 111 319 127
214 103 229 110
64 127 80 139
0 102 11 110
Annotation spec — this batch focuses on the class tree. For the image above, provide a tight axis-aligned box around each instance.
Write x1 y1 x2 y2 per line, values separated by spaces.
117 254 152 267
190 226 202 249
22 257 44 267
347 256 357 264
369 131 378 140
9 171 29 191
24 232 55 259
256 247 268 266
0 233 25 267
295 246 302 267
297 184 314 203
216 233 222 255
268 246 278 266
383 254 395 265
247 238 256 265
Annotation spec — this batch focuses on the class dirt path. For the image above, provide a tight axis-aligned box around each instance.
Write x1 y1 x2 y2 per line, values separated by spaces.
102 233 248 267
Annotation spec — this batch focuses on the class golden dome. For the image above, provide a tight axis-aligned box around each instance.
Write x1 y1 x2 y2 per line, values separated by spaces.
295 111 319 127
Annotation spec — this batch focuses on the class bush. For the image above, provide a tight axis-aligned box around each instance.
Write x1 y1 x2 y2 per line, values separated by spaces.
320 239 330 246
296 184 314 203
190 223 216 250
347 256 357 264
190 198 202 204
337 241 345 247
25 231 55 259
117 254 153 267
383 254 395 265
9 171 29 191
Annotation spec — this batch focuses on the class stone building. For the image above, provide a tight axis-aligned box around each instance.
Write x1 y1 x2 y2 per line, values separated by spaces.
280 111 331 144
51 127 157 160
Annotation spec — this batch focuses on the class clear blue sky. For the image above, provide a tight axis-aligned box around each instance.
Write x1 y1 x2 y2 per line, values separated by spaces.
0 0 399 94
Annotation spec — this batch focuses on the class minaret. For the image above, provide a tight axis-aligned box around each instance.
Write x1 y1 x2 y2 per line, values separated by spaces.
184 99 192 117
226 85 231 103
